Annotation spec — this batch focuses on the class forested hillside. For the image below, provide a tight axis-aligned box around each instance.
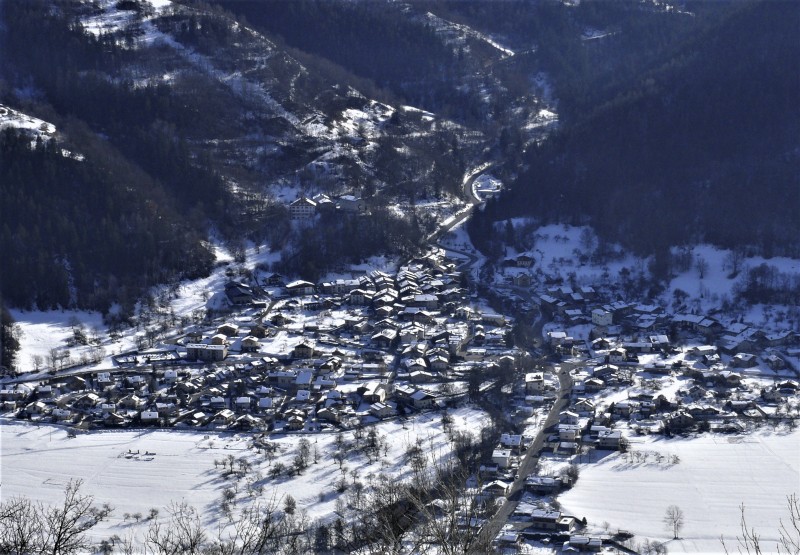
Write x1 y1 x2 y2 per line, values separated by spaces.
1 0 796 320
215 0 512 123
472 1 800 268
0 0 489 316
0 127 214 314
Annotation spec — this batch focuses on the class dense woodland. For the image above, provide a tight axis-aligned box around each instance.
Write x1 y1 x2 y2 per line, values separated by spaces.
470 1 800 271
0 128 214 314
0 306 19 373
213 0 497 124
0 0 456 321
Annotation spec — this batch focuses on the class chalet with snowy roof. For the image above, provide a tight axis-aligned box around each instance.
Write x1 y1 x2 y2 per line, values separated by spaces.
482 480 511 498
409 389 435 409
241 336 260 353
52 408 73 422
494 531 521 548
311 193 335 213
491 448 513 468
224 281 254 305
512 273 532 287
761 330 795 347
481 313 506 326
117 394 144 410
564 309 587 324
427 352 449 372
573 398 596 417
293 341 316 359
608 348 627 364
717 370 742 387
369 402 394 419
558 424 581 442
597 428 623 449
580 286 597 299
689 345 717 359
529 509 575 532
320 279 361 295
95 372 114 388
500 433 524 451
592 364 618 381
591 308 613 327
371 329 398 350
315 406 339 423
547 330 568 346
525 372 545 393
140 410 160 424
621 341 653 354
285 280 315 296
649 334 670 349
514 253 535 268
217 322 239 337
731 352 758 368
210 334 228 346
355 382 387 404
525 475 562 494
766 354 787 370
73 393 102 410
563 536 603 553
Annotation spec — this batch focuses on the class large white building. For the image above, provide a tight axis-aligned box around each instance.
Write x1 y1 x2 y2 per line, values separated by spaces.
289 196 317 220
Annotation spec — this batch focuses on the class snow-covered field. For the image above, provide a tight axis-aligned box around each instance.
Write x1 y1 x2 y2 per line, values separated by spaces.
1 405 489 547
559 429 800 553
9 309 111 372
0 104 56 136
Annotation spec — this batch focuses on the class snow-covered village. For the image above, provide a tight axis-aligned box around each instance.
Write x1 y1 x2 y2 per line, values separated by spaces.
3 220 799 554
1 0 799 554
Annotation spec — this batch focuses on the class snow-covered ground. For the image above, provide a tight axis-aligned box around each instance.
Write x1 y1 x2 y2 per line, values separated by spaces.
0 104 56 136
8 240 278 375
9 309 113 374
1 405 489 548
497 221 800 335
559 429 800 553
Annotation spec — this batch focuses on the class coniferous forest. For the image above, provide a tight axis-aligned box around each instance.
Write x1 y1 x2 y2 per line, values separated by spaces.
469 1 800 266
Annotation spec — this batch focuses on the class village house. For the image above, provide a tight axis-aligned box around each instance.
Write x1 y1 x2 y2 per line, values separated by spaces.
224 282 254 305
286 280 316 296
217 323 239 337
337 195 366 213
525 372 545 393
529 509 575 532
186 343 228 362
293 341 316 360
591 308 613 327
241 336 261 353
547 330 569 347
525 475 562 495
369 402 394 419
491 448 513 469
288 196 317 220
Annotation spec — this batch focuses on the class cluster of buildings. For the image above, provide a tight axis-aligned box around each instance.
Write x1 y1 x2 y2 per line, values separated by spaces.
288 194 366 220
4 250 535 434
484 278 799 551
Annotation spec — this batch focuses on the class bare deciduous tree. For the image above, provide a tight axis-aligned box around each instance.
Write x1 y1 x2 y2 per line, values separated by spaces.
0 479 111 554
664 505 685 539
145 501 206 554
721 495 800 555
